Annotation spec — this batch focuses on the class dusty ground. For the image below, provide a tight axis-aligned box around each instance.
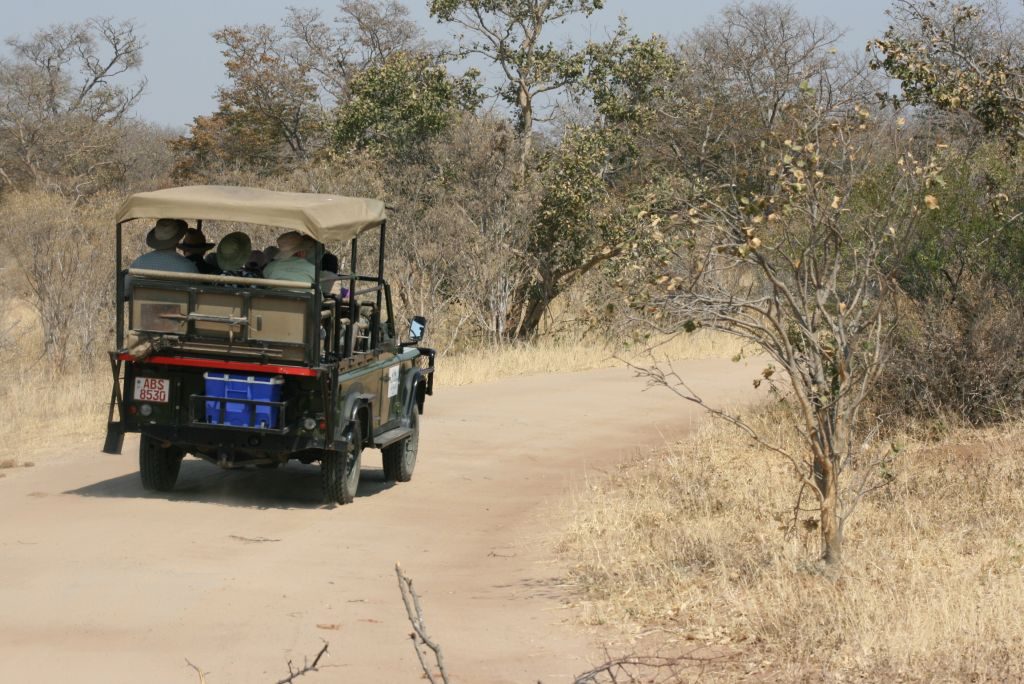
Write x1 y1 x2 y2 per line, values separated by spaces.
0 360 759 683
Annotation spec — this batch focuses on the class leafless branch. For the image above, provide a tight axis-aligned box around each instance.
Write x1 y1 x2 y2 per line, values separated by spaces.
274 640 329 684
395 562 449 684
184 658 208 684
574 648 735 684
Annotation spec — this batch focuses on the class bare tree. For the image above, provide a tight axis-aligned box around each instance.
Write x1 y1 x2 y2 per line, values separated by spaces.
283 0 431 106
0 17 146 194
651 2 880 189
0 190 114 371
646 96 935 564
429 0 604 180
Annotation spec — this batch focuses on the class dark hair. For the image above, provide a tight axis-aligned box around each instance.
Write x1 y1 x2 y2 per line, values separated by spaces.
322 252 340 273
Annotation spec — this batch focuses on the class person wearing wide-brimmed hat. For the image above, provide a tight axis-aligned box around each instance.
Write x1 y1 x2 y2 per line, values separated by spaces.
214 231 255 277
130 218 198 274
263 231 316 284
178 227 220 274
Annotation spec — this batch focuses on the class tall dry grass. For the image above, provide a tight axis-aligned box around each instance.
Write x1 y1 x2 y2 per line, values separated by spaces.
0 369 110 460
560 406 1024 680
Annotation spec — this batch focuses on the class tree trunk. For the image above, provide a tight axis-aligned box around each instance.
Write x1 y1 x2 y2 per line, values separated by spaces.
516 293 547 339
517 81 533 183
815 453 843 564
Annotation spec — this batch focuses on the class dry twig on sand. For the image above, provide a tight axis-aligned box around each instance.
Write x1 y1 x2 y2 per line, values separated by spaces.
274 640 329 684
185 658 209 683
395 562 449 684
574 649 733 684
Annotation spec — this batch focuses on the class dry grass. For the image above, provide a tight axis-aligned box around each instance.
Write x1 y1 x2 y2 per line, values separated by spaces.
0 367 110 462
560 406 1024 681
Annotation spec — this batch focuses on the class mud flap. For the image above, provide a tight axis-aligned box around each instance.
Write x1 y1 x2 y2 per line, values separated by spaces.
102 352 126 455
103 421 125 455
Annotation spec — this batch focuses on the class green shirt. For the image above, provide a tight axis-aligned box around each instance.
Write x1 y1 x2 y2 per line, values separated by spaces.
263 256 315 284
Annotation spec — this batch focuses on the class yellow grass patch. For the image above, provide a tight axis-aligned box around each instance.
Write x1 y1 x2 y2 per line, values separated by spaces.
560 407 1024 680
0 368 110 462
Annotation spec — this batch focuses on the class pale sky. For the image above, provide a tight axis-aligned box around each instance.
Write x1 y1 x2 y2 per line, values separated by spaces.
4 0 898 128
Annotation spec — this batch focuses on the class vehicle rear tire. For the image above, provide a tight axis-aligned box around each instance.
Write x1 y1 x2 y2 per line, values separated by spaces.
139 437 183 492
322 424 361 504
382 410 418 483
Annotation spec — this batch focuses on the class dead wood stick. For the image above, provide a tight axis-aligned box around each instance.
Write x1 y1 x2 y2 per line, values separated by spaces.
184 658 208 684
395 562 450 684
274 640 329 684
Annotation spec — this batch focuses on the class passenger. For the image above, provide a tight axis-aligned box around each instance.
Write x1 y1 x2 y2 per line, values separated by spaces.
215 231 254 277
263 232 316 284
178 228 220 274
130 219 197 273
245 249 268 277
320 252 348 298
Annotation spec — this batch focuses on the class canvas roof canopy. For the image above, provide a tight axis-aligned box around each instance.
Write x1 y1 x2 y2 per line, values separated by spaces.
116 185 387 243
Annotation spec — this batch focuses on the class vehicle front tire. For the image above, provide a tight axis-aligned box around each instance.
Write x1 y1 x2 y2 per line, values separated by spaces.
139 437 183 492
382 411 418 483
322 424 361 505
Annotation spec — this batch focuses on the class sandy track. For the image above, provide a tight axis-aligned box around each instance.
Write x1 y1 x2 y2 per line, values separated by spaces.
0 359 759 683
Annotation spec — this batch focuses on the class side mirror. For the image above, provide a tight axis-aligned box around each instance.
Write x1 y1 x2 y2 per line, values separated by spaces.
409 316 427 343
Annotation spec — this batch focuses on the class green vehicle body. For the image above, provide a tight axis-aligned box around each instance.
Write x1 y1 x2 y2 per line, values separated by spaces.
103 186 435 504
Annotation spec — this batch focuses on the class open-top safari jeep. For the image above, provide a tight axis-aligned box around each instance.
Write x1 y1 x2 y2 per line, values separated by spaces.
102 185 434 504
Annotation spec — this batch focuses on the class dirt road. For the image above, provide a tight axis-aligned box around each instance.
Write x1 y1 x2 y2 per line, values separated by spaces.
0 359 759 683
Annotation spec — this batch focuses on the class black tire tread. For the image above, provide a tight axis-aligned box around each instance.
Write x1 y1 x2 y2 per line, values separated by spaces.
322 424 361 504
139 437 182 492
382 411 418 483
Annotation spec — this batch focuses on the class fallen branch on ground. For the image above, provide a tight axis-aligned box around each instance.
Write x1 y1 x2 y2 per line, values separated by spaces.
395 562 450 684
274 640 329 684
185 658 208 684
575 648 735 684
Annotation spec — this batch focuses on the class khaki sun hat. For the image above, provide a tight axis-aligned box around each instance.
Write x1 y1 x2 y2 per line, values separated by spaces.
146 218 188 249
275 231 315 259
216 231 253 272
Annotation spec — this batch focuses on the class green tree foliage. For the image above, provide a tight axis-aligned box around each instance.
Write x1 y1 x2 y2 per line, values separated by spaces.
333 52 481 156
870 0 1024 145
172 1 433 180
577 19 675 130
513 27 676 335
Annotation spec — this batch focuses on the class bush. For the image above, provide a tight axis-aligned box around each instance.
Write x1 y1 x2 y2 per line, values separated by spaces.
878 284 1024 425
0 190 117 372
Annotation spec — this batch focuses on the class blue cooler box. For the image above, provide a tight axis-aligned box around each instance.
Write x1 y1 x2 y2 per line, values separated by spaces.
203 373 284 428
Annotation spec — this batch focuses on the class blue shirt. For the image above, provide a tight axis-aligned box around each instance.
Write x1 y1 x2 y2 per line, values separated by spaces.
131 249 199 274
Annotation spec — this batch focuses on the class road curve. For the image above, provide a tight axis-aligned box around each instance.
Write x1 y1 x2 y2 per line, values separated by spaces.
0 359 760 683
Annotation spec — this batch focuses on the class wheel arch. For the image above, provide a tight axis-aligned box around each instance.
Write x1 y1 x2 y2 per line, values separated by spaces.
400 368 429 419
337 391 375 448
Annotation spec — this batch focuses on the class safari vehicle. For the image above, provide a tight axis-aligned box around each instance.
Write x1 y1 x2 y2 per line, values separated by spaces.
102 185 435 504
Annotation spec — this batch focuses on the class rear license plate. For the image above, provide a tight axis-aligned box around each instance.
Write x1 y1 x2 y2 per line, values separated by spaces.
134 377 170 403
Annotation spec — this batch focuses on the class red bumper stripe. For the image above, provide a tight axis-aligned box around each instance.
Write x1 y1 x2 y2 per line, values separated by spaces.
117 354 319 377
